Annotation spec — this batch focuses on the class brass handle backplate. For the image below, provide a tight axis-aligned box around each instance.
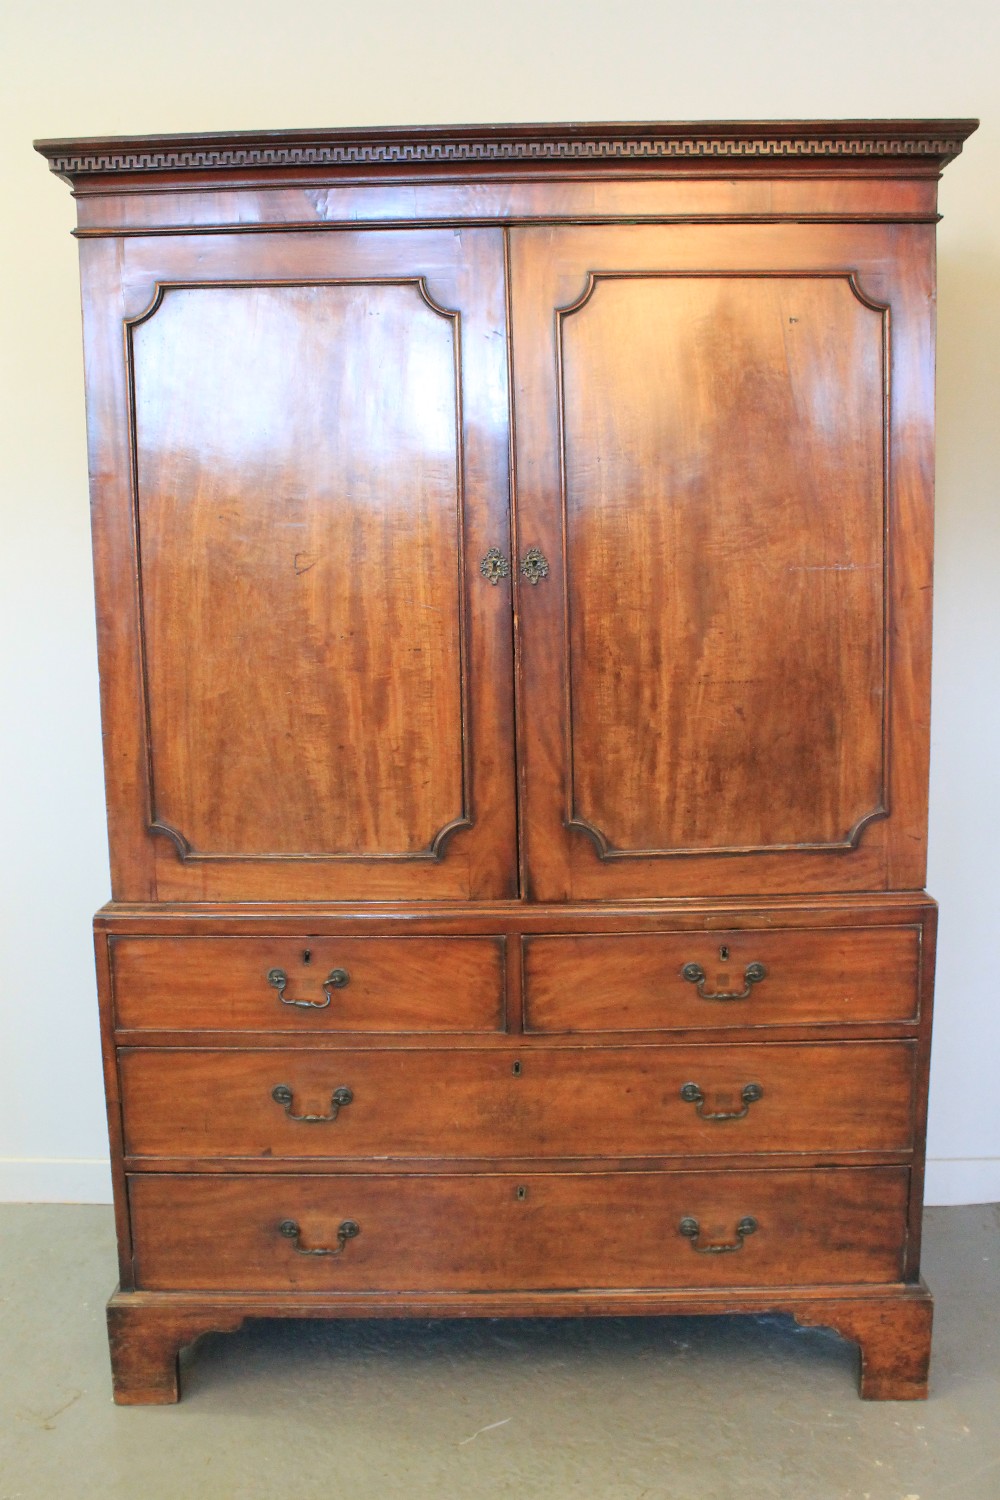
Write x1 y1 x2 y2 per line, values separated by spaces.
267 967 350 1010
681 961 767 1002
271 1084 354 1123
278 1218 360 1257
679 1082 763 1121
480 547 510 585
679 1215 758 1254
520 547 550 584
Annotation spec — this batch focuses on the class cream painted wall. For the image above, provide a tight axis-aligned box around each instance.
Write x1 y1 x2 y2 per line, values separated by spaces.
1 0 997 1204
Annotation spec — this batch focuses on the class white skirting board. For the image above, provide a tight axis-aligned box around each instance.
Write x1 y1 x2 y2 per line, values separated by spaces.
922 1159 1000 1207
0 1157 997 1207
0 1159 113 1203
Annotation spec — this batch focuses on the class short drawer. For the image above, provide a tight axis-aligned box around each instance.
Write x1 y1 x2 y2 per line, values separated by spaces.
128 1166 910 1292
110 936 505 1032
523 927 921 1032
119 1041 917 1160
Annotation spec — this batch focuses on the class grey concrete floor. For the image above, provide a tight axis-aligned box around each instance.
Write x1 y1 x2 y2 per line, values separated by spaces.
0 1205 997 1499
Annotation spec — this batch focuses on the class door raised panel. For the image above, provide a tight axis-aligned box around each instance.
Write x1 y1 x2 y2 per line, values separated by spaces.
132 279 466 859
559 271 886 856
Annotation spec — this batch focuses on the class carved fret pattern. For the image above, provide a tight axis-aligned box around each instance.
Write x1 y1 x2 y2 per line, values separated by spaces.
43 134 968 177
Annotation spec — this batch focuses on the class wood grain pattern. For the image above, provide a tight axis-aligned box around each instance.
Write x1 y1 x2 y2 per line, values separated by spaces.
560 272 886 855
132 279 466 859
77 238 159 901
102 1280 932 1402
118 1041 916 1160
41 120 968 1403
82 227 517 901
95 894 938 933
128 1166 910 1293
903 902 938 1279
524 926 920 1032
795 1287 933 1399
106 1298 246 1404
509 221 936 899
111 935 505 1032
93 930 134 1288
69 177 943 237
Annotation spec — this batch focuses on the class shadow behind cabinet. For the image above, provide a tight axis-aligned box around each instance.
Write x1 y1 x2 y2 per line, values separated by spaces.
36 119 976 1402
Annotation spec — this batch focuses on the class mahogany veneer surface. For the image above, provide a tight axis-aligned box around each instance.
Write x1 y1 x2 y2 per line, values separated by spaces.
111 935 507 1032
118 1040 917 1160
128 1168 911 1293
523 926 922 1031
37 118 975 1402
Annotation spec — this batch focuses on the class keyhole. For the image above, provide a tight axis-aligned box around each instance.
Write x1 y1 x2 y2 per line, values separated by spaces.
512 1060 522 1077
719 946 730 962
516 1185 528 1201
303 949 312 964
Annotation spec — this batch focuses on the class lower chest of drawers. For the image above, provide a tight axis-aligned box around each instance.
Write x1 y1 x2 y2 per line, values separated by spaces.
104 914 930 1305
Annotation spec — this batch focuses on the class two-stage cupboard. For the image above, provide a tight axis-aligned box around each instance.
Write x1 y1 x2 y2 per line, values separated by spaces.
36 118 976 1401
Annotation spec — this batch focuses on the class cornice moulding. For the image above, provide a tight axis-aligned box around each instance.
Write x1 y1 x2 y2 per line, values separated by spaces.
34 120 979 183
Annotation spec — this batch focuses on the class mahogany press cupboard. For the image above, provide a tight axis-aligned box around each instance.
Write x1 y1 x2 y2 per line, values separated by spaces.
36 120 976 1403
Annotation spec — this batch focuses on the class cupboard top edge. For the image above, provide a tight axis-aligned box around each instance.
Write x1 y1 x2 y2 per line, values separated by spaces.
35 119 978 190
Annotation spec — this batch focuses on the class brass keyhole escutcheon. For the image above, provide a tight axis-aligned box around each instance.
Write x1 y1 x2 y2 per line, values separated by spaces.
480 547 510 585
520 547 550 585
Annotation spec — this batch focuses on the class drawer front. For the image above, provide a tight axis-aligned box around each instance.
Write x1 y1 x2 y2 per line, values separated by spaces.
119 1041 916 1160
523 927 920 1032
111 936 505 1032
128 1167 910 1292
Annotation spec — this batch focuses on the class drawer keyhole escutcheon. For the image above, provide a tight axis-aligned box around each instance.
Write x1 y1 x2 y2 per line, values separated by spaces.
271 1084 354 1123
279 1219 360 1257
512 1060 522 1077
681 961 767 1002
679 1216 757 1254
516 1185 528 1201
267 967 350 1009
679 1081 763 1121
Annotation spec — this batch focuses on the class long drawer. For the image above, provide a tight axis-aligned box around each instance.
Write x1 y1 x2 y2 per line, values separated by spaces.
110 936 506 1032
118 1042 917 1160
128 1167 910 1292
523 927 921 1032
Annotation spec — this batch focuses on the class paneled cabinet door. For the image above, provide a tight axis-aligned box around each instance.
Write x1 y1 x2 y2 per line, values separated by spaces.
82 228 516 901
509 225 934 900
